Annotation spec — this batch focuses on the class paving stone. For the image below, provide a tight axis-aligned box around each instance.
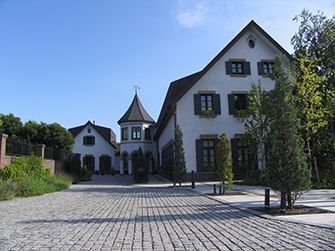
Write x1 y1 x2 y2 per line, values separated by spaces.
1 183 335 250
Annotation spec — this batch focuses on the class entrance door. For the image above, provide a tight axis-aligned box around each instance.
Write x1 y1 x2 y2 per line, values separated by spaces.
83 156 95 171
99 156 111 175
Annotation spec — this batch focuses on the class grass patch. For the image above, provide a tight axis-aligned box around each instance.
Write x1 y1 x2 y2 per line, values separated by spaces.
20 176 70 197
0 173 74 201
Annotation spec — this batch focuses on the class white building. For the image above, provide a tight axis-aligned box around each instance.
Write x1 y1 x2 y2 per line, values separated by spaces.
117 94 156 175
69 20 290 181
154 20 290 180
68 121 118 174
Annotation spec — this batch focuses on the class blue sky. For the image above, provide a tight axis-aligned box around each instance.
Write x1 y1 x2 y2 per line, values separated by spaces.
1 0 335 141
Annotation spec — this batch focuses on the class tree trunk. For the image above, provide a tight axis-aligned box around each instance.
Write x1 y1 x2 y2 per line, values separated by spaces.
287 192 293 210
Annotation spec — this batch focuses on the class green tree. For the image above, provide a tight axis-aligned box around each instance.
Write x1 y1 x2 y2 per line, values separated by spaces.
292 55 327 169
22 120 41 143
239 80 273 176
216 133 234 192
173 125 186 186
292 10 335 163
0 113 23 139
266 55 311 209
43 123 74 152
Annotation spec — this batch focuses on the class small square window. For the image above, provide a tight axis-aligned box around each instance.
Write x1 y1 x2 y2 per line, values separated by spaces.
232 62 244 74
83 136 95 145
263 62 273 74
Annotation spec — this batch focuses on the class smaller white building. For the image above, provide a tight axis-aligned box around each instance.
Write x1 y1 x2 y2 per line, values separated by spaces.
69 121 118 174
118 94 156 175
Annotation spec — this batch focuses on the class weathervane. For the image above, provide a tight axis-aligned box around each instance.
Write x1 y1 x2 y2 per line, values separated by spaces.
133 85 140 94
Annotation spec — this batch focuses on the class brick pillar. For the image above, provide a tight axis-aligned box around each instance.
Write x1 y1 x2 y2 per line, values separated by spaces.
0 134 8 170
36 144 46 158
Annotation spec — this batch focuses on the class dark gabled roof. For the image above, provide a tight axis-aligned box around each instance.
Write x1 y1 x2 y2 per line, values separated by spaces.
68 121 117 149
117 94 155 125
154 20 291 140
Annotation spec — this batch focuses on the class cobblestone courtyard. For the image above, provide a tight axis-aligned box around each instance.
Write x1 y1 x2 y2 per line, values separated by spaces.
1 178 335 250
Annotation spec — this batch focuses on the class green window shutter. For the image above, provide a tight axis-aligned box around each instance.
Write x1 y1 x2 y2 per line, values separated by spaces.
258 62 264 75
108 157 112 172
244 61 251 75
231 138 239 171
99 156 102 172
228 94 236 115
92 157 95 170
83 137 86 145
194 94 201 115
225 61 232 74
196 139 204 172
92 137 95 145
213 94 221 115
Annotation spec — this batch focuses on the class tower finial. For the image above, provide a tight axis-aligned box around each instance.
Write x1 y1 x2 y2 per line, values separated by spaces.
133 85 140 94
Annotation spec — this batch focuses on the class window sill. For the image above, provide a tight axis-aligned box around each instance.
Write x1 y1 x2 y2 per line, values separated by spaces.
261 75 270 78
233 114 250 118
230 74 248 77
199 115 217 118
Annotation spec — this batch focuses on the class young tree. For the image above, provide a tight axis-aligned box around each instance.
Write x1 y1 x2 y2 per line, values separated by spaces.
292 55 326 170
266 55 311 209
239 80 273 176
173 125 186 186
216 133 234 193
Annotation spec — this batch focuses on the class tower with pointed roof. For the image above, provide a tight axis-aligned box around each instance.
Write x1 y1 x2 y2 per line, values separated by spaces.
118 93 155 175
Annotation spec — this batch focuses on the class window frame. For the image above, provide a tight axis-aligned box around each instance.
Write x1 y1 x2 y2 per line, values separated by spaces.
258 60 275 76
122 127 128 140
201 94 213 111
145 128 151 140
228 92 249 115
132 127 141 140
194 93 221 116
83 136 95 146
232 62 244 74
226 60 251 76
202 139 216 168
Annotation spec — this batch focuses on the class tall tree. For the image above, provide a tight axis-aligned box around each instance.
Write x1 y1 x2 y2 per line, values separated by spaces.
266 55 311 209
292 55 326 168
239 80 273 176
292 9 335 160
216 133 234 192
173 125 186 186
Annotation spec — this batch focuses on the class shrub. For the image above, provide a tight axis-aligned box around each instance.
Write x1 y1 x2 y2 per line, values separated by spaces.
54 173 74 186
64 154 90 183
0 179 17 200
1 154 50 182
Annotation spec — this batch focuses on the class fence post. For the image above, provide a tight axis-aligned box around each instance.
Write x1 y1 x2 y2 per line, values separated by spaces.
191 170 195 189
0 134 8 170
265 189 270 209
36 144 46 158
